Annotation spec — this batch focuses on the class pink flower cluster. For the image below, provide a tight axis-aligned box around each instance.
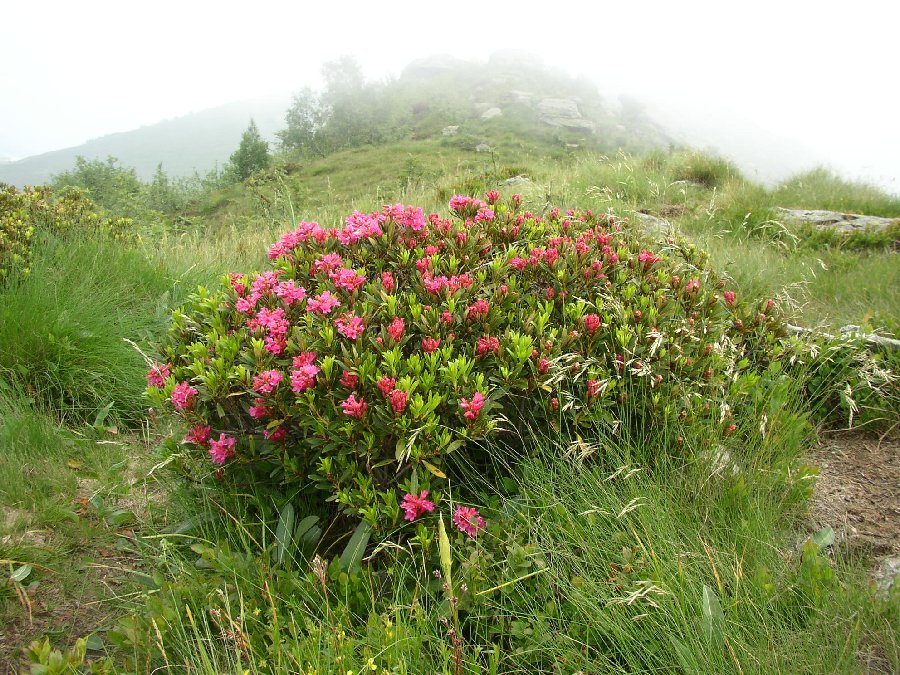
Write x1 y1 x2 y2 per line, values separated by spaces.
466 299 490 321
253 369 283 394
335 312 365 340
453 506 486 538
330 267 366 293
422 272 474 295
476 336 500 357
248 306 290 354
387 317 405 341
306 291 341 315
185 424 211 446
341 211 384 245
171 382 198 410
401 490 435 521
421 336 441 353
460 392 485 420
341 394 367 419
267 221 329 260
290 352 319 393
146 362 171 388
583 314 601 334
209 433 236 465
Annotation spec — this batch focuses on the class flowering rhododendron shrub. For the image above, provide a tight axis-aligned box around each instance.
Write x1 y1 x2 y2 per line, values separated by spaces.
148 196 788 529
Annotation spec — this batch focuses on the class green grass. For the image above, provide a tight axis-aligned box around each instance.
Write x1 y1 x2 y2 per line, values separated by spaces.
3 134 899 672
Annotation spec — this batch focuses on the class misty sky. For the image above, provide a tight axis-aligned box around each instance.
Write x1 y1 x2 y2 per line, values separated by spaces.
3 0 898 191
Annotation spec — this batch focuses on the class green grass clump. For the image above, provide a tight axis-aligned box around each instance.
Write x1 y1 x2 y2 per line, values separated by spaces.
775 168 900 218
0 234 176 426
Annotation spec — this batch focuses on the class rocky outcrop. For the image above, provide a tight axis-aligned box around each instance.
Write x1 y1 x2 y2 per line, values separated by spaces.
481 107 502 120
776 207 899 234
537 98 594 132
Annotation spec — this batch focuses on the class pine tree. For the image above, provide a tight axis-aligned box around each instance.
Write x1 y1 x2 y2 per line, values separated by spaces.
229 120 271 181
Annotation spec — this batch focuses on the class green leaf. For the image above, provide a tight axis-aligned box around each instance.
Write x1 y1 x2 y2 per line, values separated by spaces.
438 515 453 588
274 503 295 565
668 635 700 674
811 527 835 549
339 520 371 573
105 508 136 528
9 564 32 583
701 584 724 644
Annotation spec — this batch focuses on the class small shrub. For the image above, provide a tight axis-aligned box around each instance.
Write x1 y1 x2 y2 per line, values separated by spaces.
150 196 787 532
670 151 739 189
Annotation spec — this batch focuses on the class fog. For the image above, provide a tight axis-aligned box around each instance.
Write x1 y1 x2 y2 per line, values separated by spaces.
3 0 898 191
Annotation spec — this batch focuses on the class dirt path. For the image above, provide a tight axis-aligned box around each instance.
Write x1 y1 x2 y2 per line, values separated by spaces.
808 430 899 573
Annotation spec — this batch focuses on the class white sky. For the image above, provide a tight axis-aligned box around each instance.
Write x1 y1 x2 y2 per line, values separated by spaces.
3 0 898 190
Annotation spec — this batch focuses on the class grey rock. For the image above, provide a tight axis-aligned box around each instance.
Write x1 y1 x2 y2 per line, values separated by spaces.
631 212 676 240
504 175 531 186
441 125 459 136
481 107 502 120
475 143 492 153
874 556 900 596
775 207 899 234
510 90 534 104
538 98 595 132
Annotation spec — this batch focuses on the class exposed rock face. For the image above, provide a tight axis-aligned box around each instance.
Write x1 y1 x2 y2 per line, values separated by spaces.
481 107 502 120
631 212 675 239
475 143 492 153
537 98 595 132
776 207 899 234
441 125 459 136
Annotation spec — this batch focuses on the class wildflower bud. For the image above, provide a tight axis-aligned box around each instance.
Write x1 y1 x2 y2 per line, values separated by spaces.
725 423 737 436
703 368 713 379
550 397 559 412
734 319 744 330
717 279 726 289
633 310 642 323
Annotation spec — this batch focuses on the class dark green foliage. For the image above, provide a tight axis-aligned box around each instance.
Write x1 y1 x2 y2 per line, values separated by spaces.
228 120 271 182
51 156 143 215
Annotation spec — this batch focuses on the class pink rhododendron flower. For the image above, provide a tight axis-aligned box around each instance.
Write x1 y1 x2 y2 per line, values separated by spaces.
686 279 700 294
310 253 344 276
251 271 282 298
340 211 384 244
453 506 486 538
146 363 171 388
466 299 490 321
290 353 319 393
401 490 435 521
422 337 441 353
229 273 246 296
538 358 550 375
209 433 236 465
339 370 359 389
264 427 286 442
184 424 211 446
275 280 307 306
441 311 454 326
476 336 500 357
460 392 485 421
475 207 495 222
415 257 431 273
387 317 405 341
381 272 395 292
335 313 365 340
508 256 527 271
485 190 500 205
638 249 660 266
253 369 283 394
330 267 366 293
341 394 367 419
248 402 270 419
306 291 341 315
583 314 601 334
389 389 409 414
724 290 736 306
377 376 396 397
171 382 198 410
235 296 257 314
587 379 601 399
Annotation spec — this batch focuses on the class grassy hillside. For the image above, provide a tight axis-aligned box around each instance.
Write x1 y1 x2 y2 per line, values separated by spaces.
1 62 898 672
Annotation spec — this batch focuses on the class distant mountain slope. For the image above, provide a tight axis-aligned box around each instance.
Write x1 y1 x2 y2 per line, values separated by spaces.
0 94 290 186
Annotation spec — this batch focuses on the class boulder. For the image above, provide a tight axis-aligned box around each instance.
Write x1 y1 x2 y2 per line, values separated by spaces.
775 207 899 234
481 107 502 120
441 125 459 136
538 98 595 132
475 143 492 153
